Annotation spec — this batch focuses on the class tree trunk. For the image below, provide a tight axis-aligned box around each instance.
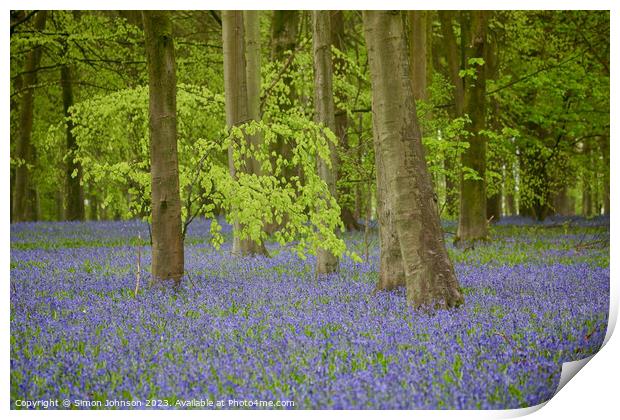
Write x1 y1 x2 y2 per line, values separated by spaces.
55 189 64 221
330 11 361 232
271 11 300 60
222 10 268 256
12 11 47 223
408 11 429 102
270 11 299 164
243 10 270 255
601 135 610 215
582 140 593 217
264 11 300 235
486 192 501 222
312 11 339 275
88 190 99 221
143 11 184 285
363 11 463 309
438 11 464 218
552 185 571 216
373 119 406 292
457 11 489 243
61 64 85 221
485 28 502 223
505 191 516 216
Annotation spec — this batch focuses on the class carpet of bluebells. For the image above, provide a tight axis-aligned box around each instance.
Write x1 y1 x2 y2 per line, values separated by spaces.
10 216 609 409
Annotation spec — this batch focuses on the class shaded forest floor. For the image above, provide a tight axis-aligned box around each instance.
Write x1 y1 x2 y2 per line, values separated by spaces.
10 216 609 409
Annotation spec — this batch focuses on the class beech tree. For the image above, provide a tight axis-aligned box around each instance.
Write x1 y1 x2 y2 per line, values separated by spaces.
61 63 85 221
363 11 463 308
312 10 339 274
222 10 269 256
437 11 464 217
142 11 184 284
12 11 47 222
408 10 431 102
457 11 489 243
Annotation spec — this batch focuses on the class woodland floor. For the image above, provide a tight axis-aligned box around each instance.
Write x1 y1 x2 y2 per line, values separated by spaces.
10 216 610 409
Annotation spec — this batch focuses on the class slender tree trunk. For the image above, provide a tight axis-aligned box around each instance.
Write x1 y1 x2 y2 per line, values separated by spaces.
505 190 516 216
552 185 570 216
222 10 268 256
330 11 361 231
363 11 463 309
271 11 300 60
244 10 261 132
12 11 47 223
601 135 610 215
485 29 502 223
582 140 593 217
61 64 85 221
486 193 502 222
313 11 339 275
408 11 429 102
244 10 264 182
270 10 299 167
457 11 489 243
354 115 363 221
143 11 184 284
55 190 64 221
243 10 270 255
438 11 463 218
264 11 300 234
88 190 99 221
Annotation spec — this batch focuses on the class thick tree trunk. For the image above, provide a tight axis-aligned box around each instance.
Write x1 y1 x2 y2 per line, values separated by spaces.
363 11 463 309
312 11 339 275
438 11 464 218
12 11 47 223
457 11 489 243
373 123 406 292
61 64 85 221
222 10 268 256
143 11 184 284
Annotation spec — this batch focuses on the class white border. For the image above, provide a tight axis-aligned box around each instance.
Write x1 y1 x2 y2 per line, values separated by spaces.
4 2 617 419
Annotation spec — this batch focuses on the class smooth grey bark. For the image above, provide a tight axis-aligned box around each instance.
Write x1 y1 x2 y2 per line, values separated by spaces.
312 10 339 275
222 10 268 256
143 11 185 284
244 10 264 178
12 11 47 223
457 11 489 243
363 11 463 309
